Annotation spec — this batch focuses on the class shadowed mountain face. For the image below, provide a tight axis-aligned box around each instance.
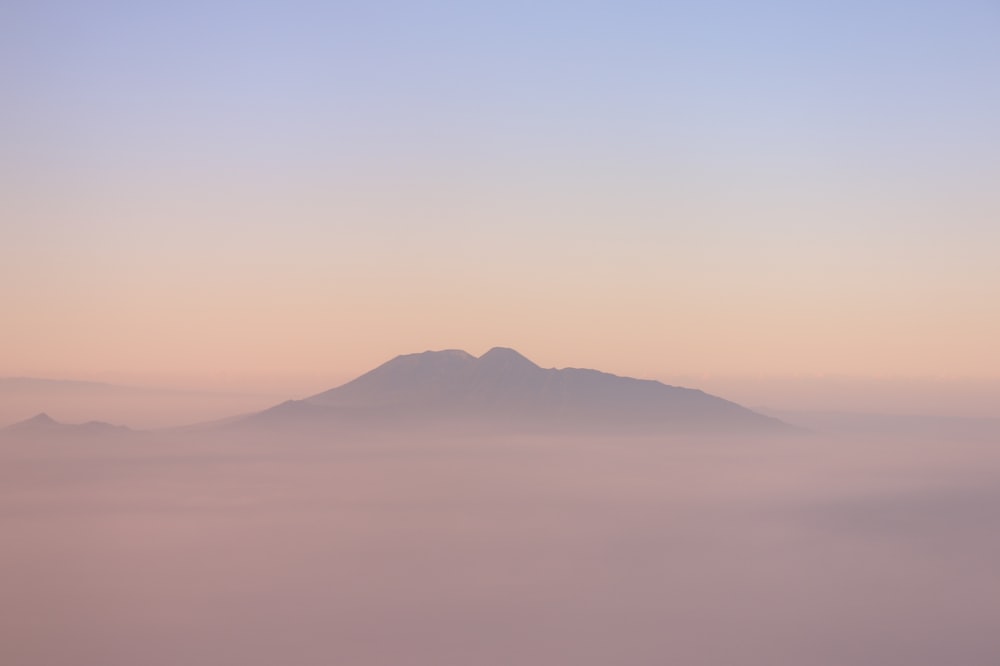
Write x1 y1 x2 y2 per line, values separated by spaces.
246 348 787 434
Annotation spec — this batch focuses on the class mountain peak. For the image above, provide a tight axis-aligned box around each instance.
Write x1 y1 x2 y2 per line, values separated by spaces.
3 412 132 436
386 349 476 365
480 346 525 358
477 347 540 370
4 412 61 432
306 348 477 405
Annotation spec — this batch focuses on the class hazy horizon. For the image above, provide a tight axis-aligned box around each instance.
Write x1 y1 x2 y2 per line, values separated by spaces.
5 345 1000 429
5 341 1000 414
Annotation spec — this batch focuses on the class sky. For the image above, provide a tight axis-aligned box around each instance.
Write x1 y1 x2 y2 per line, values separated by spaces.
3 1 999 404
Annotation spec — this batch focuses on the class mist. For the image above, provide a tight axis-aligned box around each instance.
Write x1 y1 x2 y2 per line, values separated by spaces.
4 424 1000 666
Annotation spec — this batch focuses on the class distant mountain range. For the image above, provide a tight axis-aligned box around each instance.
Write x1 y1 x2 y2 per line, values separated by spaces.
235 347 788 435
3 412 132 439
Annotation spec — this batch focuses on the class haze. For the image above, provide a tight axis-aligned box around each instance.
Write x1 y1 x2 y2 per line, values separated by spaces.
5 424 1000 666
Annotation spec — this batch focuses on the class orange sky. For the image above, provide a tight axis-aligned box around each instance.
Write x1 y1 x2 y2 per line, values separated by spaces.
4 177 998 395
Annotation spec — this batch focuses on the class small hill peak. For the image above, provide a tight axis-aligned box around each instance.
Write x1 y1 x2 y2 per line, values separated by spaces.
4 412 61 431
477 347 540 370
389 349 475 363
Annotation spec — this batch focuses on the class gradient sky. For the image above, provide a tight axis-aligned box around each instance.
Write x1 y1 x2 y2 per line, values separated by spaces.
3 1 999 397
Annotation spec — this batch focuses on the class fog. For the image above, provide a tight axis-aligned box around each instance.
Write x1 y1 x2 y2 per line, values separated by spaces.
4 426 1000 666
669 375 1000 420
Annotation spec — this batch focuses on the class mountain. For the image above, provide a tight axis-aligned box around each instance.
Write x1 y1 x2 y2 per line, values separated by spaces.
1 412 133 440
239 347 788 435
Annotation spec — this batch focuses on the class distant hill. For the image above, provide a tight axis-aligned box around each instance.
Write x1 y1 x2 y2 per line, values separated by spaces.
236 347 788 435
1 412 132 440
0 377 282 430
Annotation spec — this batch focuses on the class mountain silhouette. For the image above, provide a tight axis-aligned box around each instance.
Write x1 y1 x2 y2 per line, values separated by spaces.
241 347 788 434
2 412 132 438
